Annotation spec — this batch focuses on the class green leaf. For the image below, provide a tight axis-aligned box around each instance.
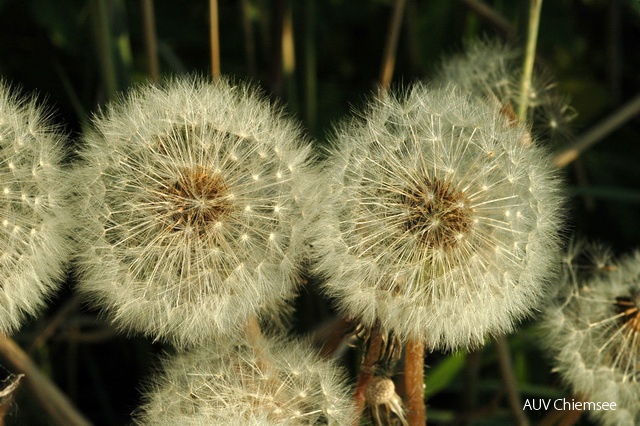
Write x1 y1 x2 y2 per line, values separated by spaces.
425 351 466 397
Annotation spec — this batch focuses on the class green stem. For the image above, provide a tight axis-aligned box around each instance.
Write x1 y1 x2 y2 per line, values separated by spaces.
517 0 543 122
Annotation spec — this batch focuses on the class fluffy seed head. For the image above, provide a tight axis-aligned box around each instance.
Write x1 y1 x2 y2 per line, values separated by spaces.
134 336 356 425
313 83 564 351
75 76 315 347
0 81 72 334
541 246 640 426
435 39 576 144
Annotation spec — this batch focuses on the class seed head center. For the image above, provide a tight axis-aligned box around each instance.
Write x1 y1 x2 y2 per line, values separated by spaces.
403 178 473 250
164 166 232 232
614 293 640 333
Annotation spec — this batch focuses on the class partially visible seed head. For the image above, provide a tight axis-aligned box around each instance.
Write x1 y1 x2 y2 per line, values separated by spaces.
0 80 73 335
134 336 357 425
540 246 640 425
434 38 576 144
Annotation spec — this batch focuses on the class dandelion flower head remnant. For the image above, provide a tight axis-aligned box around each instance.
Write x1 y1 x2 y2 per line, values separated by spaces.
315 83 564 351
76 76 314 347
542 247 640 425
0 81 72 335
134 336 356 425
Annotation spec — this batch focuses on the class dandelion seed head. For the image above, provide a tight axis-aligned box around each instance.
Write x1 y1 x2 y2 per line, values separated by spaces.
75 76 315 347
0 81 73 335
134 337 356 425
435 38 576 144
314 83 564 351
540 246 640 425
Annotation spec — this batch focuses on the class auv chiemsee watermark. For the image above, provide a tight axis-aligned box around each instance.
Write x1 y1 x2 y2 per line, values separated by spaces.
523 399 617 411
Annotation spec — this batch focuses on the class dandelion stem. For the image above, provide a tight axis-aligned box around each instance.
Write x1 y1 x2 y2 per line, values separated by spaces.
210 0 221 81
554 92 640 168
494 335 529 426
517 0 543 122
0 335 92 426
141 0 160 81
379 0 407 92
353 323 384 424
404 338 426 425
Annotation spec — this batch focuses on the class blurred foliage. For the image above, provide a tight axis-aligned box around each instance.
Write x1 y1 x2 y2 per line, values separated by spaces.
1 0 640 425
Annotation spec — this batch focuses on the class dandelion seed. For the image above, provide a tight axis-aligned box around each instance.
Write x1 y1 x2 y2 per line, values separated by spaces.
134 336 356 425
313 83 564 351
541 246 640 426
0 81 72 334
75 76 315 347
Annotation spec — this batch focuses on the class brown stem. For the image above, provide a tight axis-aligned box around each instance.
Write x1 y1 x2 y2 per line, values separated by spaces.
352 323 384 425
209 0 221 80
379 0 407 92
493 335 529 426
0 335 91 426
461 0 517 40
553 92 640 168
141 0 160 81
404 339 426 425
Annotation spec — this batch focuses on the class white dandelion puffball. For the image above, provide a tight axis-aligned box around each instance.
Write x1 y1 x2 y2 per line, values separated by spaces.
0 81 72 334
134 336 356 425
541 248 640 426
75 77 314 347
435 39 576 144
314 83 564 351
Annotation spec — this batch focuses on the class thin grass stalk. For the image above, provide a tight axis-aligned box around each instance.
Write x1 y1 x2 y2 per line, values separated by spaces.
141 0 160 81
554 92 640 168
494 335 529 426
461 0 517 40
269 0 284 97
379 0 407 92
210 0 221 81
281 1 298 113
90 0 118 101
517 0 543 121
